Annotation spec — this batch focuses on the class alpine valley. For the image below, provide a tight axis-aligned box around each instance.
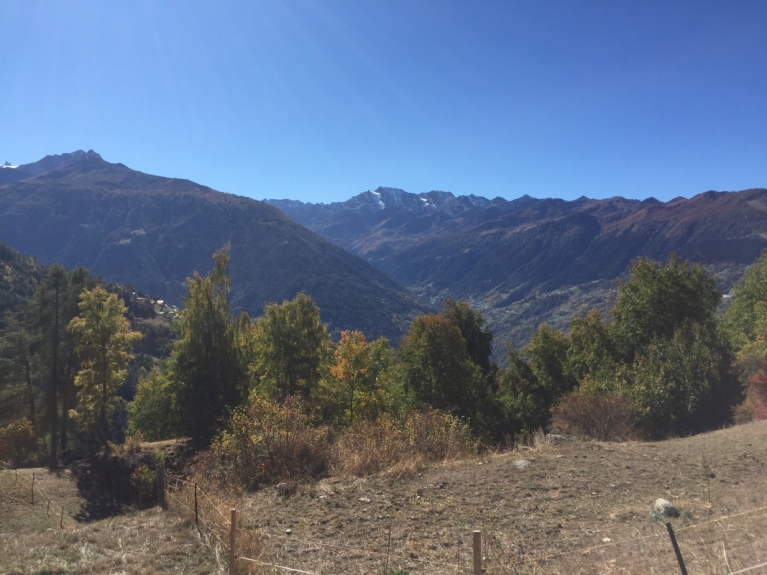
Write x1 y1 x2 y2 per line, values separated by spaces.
267 186 767 351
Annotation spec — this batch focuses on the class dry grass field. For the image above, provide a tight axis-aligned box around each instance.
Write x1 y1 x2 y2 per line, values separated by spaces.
177 420 767 574
0 466 221 574
4 420 767 574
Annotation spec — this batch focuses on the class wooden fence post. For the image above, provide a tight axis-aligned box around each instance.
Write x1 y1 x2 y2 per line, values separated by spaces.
194 483 199 529
230 508 238 575
473 530 482 575
31 472 35 504
157 463 167 510
60 507 64 528
47 499 50 516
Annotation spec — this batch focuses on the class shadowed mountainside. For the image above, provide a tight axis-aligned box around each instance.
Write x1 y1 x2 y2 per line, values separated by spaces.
0 152 426 341
268 186 767 348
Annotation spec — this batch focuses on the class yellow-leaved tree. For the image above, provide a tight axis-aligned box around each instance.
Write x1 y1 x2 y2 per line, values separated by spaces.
69 287 141 450
323 330 392 425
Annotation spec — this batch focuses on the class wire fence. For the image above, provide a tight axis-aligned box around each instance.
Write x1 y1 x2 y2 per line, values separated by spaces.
162 470 767 575
4 458 767 575
0 460 74 529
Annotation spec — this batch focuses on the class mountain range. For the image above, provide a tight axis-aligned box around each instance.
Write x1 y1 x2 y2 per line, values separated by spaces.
3 151 764 353
268 186 767 349
0 152 426 341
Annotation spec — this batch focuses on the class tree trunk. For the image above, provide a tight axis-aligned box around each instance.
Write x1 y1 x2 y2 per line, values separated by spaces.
24 357 36 440
49 274 61 464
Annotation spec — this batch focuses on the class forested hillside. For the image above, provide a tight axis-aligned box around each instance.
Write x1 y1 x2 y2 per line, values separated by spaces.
269 187 767 348
0 152 426 341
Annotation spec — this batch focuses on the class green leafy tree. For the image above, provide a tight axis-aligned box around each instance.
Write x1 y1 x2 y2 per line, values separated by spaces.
127 368 178 441
628 321 735 437
441 299 494 374
36 264 67 460
566 256 737 438
496 344 549 435
249 293 330 401
396 314 484 424
0 316 38 436
169 246 247 448
612 255 721 363
723 253 767 378
68 286 141 449
567 310 617 384
526 323 576 398
496 324 576 436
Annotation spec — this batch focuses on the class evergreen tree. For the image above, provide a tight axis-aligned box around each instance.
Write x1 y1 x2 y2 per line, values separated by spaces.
169 246 247 448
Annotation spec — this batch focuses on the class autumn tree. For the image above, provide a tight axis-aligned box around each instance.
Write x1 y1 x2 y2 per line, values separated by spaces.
323 330 392 424
68 286 141 449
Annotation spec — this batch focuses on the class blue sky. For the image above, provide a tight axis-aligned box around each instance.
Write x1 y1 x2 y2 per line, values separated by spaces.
1 1 765 203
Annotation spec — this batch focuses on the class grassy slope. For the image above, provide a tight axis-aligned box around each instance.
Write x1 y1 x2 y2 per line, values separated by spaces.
234 421 767 574
0 468 220 574
4 421 767 574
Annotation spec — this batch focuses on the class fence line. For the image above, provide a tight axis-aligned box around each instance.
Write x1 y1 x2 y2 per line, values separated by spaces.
0 462 73 528
167 475 471 573
164 471 767 575
729 560 767 574
6 460 767 575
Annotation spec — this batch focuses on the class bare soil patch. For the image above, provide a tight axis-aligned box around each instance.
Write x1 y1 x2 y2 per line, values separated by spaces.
210 420 767 574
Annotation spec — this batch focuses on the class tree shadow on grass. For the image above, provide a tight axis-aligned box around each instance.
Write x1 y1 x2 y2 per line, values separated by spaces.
67 451 152 521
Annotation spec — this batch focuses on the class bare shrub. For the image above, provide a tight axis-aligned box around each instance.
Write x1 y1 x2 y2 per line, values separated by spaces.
332 408 477 477
550 389 636 441
197 396 332 490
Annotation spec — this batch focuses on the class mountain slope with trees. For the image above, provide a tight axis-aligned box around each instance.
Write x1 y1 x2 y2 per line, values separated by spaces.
268 186 767 347
0 152 425 341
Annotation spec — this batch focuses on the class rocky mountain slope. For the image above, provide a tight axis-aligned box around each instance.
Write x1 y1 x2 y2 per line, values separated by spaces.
268 186 767 348
0 152 426 341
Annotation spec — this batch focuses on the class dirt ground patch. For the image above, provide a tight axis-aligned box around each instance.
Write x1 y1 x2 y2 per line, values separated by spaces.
192 420 767 574
4 421 767 574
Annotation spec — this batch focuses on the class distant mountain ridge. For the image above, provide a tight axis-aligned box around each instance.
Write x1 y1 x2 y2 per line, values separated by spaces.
0 152 426 341
267 186 767 348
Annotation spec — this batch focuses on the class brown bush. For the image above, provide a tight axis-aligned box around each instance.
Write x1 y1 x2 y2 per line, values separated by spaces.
550 389 636 441
197 398 477 488
197 396 332 490
332 408 477 477
734 369 767 425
